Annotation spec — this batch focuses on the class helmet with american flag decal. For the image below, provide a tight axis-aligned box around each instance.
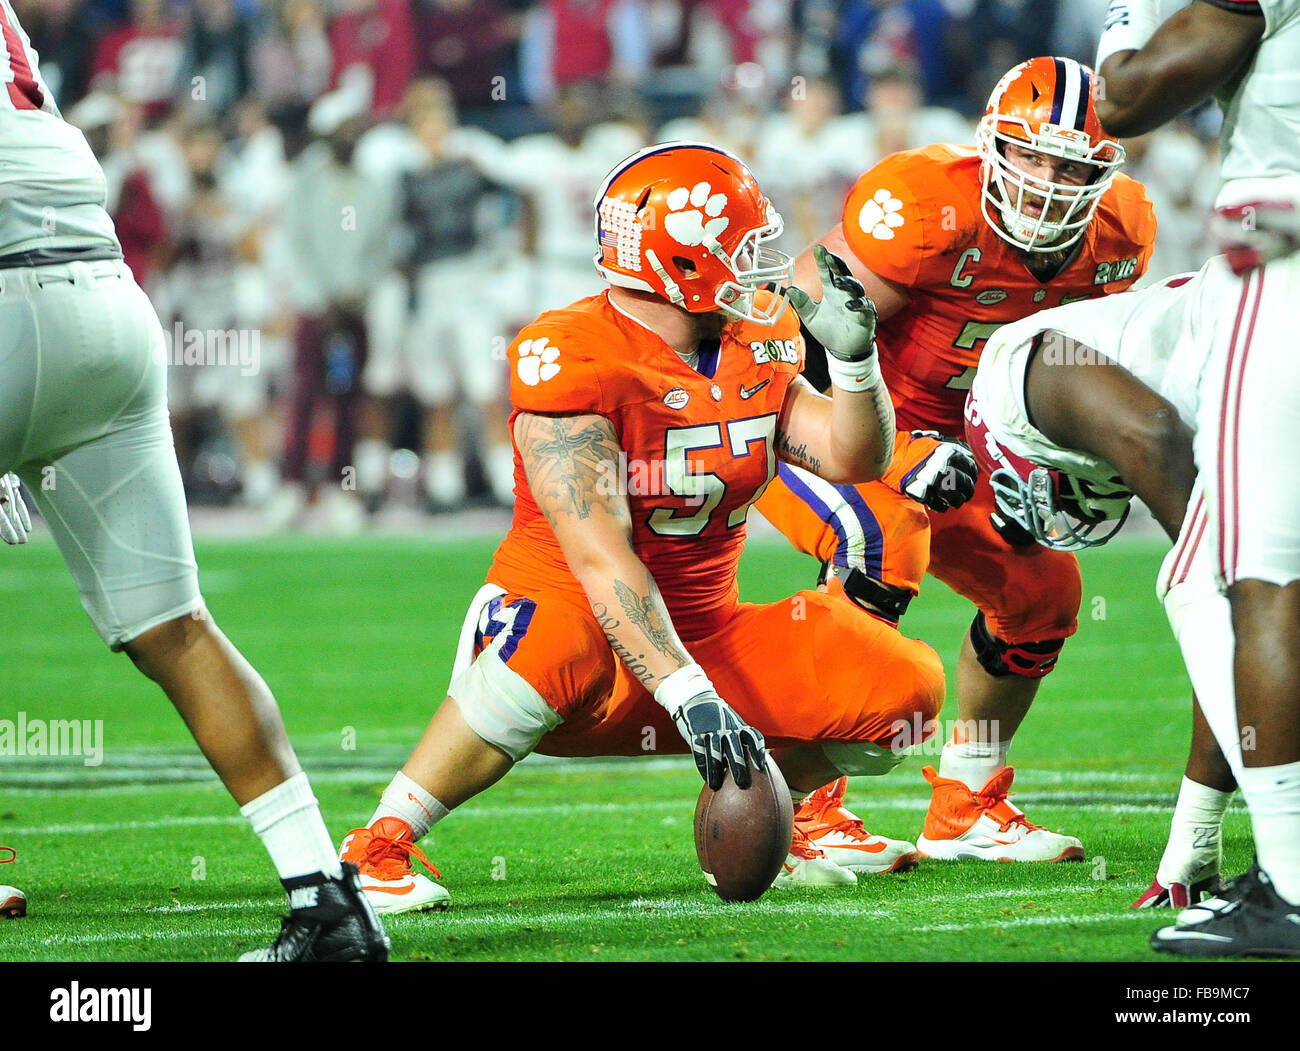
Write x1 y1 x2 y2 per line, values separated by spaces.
592 142 794 324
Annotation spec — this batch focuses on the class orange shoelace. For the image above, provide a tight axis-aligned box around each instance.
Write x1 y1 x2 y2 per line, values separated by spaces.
0 846 15 864
360 831 441 881
973 771 1042 833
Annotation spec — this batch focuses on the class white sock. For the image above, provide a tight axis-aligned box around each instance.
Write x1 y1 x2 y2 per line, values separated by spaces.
1236 761 1300 905
368 771 449 842
424 452 466 505
240 772 342 881
1156 776 1232 885
354 438 391 497
938 736 1010 792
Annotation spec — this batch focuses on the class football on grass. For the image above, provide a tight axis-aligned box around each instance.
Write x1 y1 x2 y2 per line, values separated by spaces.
693 755 794 902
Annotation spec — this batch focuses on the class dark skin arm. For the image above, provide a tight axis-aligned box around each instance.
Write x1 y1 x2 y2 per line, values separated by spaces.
1025 337 1237 793
1096 0 1265 137
1022 332 1196 542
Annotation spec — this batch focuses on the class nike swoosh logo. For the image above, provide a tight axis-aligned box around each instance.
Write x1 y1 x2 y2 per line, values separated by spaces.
739 379 770 400
363 882 416 896
1158 929 1233 943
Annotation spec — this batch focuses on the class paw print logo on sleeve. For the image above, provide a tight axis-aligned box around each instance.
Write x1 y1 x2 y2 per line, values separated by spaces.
858 189 905 240
516 337 561 386
663 182 730 247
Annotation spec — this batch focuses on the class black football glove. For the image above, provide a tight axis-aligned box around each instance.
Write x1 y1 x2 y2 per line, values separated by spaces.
990 508 1037 548
901 431 978 512
672 692 767 790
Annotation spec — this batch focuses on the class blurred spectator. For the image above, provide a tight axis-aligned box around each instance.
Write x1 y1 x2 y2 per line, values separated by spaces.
70 92 170 287
269 105 397 530
1123 122 1220 284
328 0 418 118
833 0 953 110
354 86 517 511
956 0 1060 111
497 81 645 317
180 0 253 115
659 61 774 163
417 0 520 110
519 0 652 105
17 0 97 107
830 64 972 167
250 0 334 129
90 0 183 118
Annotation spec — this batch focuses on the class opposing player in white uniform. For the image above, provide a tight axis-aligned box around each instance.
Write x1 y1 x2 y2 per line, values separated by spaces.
1091 0 1300 955
965 208 1300 957
0 1 386 961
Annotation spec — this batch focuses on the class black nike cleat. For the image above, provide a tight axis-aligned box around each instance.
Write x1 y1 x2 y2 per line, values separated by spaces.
1151 863 1300 958
240 863 391 962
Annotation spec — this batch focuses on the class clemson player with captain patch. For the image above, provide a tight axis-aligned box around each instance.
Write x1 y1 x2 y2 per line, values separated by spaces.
756 57 1158 866
338 142 949 913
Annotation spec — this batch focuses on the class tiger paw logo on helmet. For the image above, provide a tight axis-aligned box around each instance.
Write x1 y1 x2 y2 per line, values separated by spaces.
517 337 560 386
859 189 905 240
664 181 730 247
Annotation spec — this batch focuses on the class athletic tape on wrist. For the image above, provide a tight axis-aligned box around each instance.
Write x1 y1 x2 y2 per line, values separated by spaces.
654 663 715 716
825 347 883 393
1096 0 1162 70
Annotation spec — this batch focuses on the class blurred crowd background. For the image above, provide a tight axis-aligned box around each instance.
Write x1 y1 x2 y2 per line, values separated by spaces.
26 0 1227 528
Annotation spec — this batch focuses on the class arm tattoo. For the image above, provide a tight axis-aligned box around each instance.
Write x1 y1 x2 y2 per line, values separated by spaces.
778 432 824 476
613 577 682 664
591 602 658 688
518 415 621 521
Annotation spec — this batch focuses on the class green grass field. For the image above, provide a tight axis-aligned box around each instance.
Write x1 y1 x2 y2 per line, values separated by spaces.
0 532 1253 962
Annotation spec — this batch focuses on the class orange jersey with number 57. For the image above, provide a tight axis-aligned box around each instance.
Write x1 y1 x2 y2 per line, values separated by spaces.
841 143 1156 434
489 290 802 643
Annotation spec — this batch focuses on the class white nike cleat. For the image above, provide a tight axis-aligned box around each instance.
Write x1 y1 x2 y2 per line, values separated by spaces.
339 817 451 915
772 825 858 887
916 766 1084 863
795 778 919 874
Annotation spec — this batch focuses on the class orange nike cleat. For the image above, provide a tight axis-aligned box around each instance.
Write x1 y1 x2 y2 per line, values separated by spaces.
772 821 858 888
795 778 920 874
0 845 25 919
339 817 450 915
916 766 1084 862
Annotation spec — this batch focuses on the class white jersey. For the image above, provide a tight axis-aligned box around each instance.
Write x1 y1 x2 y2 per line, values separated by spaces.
1214 0 1300 210
971 266 1208 487
0 1 119 257
497 124 644 267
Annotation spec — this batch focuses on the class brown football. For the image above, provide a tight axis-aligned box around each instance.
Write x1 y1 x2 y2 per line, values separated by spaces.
693 755 794 902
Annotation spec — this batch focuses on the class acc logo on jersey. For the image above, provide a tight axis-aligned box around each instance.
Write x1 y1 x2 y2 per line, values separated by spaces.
664 181 729 247
1093 257 1138 285
858 189 905 240
750 339 799 365
516 337 561 386
663 387 690 410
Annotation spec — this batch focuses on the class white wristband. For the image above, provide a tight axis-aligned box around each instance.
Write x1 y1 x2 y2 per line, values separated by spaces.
654 663 715 716
825 347 883 393
1096 0 1162 70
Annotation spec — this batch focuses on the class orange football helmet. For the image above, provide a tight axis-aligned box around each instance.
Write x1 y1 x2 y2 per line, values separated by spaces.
976 57 1125 253
593 141 794 324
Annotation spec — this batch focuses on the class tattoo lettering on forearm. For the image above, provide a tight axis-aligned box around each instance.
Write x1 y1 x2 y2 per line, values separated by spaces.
613 578 682 664
592 602 657 687
778 433 823 476
866 381 895 468
518 416 622 521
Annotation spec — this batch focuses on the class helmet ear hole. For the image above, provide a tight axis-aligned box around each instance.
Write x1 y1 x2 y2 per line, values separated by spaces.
672 256 697 276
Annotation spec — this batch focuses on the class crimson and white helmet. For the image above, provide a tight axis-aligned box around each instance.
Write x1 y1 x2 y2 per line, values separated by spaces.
976 57 1126 254
964 391 1132 551
593 141 794 324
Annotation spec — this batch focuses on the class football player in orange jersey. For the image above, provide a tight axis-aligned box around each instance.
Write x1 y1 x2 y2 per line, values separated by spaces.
337 142 950 912
756 56 1159 867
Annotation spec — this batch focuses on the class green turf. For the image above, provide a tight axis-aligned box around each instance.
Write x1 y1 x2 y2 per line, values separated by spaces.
0 533 1252 961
